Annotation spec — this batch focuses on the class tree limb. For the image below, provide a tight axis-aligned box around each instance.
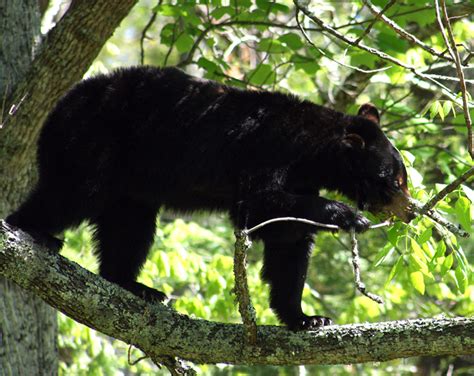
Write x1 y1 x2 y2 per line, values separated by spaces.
1 220 473 366
293 0 461 102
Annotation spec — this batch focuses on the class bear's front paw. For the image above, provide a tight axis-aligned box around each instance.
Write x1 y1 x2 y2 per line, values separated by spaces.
122 281 168 303
288 315 333 331
329 203 370 233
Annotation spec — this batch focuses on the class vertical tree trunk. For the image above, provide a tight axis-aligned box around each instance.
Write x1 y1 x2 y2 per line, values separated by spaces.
0 1 58 374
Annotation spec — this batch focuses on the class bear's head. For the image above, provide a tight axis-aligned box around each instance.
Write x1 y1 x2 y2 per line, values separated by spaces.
338 103 414 223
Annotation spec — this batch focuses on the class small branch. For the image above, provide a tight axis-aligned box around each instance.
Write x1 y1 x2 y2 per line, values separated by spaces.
233 230 257 345
293 1 461 102
246 217 390 235
364 0 456 64
349 229 384 304
139 2 161 65
355 0 396 45
420 166 474 214
295 10 390 74
438 0 473 158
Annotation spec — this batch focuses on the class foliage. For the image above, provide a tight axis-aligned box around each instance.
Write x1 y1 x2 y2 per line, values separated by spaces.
45 0 474 374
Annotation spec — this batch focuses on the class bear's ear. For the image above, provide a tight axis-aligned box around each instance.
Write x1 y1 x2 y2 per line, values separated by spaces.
358 103 380 125
342 133 365 149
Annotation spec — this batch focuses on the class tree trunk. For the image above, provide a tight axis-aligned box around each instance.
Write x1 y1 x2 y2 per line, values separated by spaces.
0 2 58 375
0 0 138 373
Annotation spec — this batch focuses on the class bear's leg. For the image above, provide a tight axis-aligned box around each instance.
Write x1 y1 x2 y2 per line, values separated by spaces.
93 198 166 303
6 184 84 251
261 236 332 331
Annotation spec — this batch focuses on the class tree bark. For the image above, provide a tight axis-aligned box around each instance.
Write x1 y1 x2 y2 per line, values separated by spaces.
0 2 57 374
1 222 473 367
0 0 137 373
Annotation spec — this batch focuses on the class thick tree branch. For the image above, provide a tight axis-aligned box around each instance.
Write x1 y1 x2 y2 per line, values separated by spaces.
1 221 473 366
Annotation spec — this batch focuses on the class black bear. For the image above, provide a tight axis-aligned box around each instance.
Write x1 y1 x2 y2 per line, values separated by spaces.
7 66 413 330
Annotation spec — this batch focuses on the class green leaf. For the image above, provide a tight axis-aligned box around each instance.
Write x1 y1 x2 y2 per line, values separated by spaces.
374 244 395 267
197 57 220 74
455 197 472 231
256 0 290 13
440 253 454 276
454 265 468 294
258 38 288 54
411 238 427 263
279 33 304 50
291 54 319 75
410 271 425 294
417 227 432 244
175 33 194 53
442 101 453 117
429 101 441 120
248 64 275 86
434 240 446 259
155 4 181 16
377 31 408 53
211 6 235 20
386 256 404 286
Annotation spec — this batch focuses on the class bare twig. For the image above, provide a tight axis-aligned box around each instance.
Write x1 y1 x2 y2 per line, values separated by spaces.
349 229 384 304
364 0 456 64
420 166 474 214
356 0 396 45
245 217 390 235
293 1 460 102
233 230 257 345
139 2 161 65
295 9 390 74
437 0 473 158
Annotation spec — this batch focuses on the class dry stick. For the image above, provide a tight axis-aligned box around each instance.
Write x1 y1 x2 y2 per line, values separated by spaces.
421 166 474 214
349 229 384 304
364 0 456 64
234 230 257 345
409 166 474 239
139 2 161 65
293 1 460 102
437 0 473 158
355 0 397 45
295 9 390 74
235 219 391 341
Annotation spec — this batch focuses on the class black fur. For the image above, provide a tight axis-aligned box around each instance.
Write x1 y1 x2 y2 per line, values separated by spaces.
7 66 410 330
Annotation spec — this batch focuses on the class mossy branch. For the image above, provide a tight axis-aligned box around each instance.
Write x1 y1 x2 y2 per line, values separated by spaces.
1 220 473 367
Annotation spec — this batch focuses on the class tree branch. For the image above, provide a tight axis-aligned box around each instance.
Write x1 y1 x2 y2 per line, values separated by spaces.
363 0 456 64
436 0 473 158
293 1 460 102
1 220 473 366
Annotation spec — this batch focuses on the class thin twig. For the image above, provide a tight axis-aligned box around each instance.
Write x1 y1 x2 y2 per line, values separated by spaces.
245 217 391 235
355 0 396 45
438 0 473 158
349 229 384 304
293 1 461 102
139 2 161 65
295 9 390 74
233 230 257 344
420 166 474 214
364 0 456 64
